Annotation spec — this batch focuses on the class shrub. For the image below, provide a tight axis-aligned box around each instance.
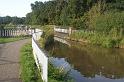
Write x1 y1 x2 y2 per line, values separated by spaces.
94 12 124 33
84 1 106 30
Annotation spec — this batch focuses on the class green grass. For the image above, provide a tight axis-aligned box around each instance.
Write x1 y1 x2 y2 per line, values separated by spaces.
20 43 43 82
0 37 30 43
20 43 74 82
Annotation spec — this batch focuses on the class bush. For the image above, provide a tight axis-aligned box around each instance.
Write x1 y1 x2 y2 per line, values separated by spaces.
94 12 124 33
84 1 106 30
84 1 124 34
70 18 85 29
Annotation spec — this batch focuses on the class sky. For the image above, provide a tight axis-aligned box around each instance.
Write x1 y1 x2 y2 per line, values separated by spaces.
0 0 50 17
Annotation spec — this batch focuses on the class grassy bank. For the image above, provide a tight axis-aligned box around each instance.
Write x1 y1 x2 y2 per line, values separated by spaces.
20 43 73 82
0 37 30 43
70 31 122 48
20 43 43 82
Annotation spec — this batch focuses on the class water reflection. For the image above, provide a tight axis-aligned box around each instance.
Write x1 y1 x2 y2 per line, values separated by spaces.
46 37 124 82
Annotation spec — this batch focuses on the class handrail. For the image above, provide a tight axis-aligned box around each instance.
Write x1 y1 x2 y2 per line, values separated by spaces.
32 29 48 82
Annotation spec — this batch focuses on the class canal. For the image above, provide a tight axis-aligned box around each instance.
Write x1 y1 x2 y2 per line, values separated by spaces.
46 37 124 82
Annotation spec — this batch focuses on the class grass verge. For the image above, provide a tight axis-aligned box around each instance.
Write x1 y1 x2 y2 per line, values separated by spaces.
0 37 30 43
20 43 43 82
20 43 73 82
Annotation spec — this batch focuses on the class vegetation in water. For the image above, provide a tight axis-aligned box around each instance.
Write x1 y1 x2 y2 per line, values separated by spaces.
48 63 73 82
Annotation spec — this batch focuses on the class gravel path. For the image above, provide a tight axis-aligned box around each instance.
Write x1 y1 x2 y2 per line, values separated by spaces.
0 39 31 82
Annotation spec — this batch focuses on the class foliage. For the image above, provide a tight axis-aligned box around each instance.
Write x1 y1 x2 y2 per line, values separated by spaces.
26 0 124 30
27 0 124 48
0 16 25 29
48 63 73 82
84 1 106 30
67 0 124 48
0 16 25 26
93 12 124 34
25 0 106 28
120 38 124 45
39 25 54 48
20 43 43 82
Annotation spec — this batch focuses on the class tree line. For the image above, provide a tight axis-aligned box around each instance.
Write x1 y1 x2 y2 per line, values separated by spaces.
0 16 25 28
26 0 124 29
25 0 124 48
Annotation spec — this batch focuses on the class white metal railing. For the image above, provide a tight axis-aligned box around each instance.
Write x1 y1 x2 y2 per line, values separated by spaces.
32 29 48 82
54 28 69 33
54 27 72 35
0 28 33 37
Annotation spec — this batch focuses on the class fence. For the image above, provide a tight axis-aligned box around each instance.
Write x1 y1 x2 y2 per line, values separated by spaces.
0 28 34 37
32 29 48 82
54 27 72 35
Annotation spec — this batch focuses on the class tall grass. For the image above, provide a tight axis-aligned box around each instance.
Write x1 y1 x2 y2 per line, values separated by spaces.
70 31 121 48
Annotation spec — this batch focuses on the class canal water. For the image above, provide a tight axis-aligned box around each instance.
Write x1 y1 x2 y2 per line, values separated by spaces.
46 37 124 82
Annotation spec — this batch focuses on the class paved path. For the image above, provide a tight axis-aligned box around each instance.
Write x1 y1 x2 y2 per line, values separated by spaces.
0 39 31 82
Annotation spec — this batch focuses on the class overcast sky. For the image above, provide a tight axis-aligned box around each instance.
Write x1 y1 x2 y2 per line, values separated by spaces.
0 0 50 17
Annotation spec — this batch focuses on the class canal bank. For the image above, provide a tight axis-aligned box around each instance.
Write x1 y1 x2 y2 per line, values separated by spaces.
45 36 124 82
